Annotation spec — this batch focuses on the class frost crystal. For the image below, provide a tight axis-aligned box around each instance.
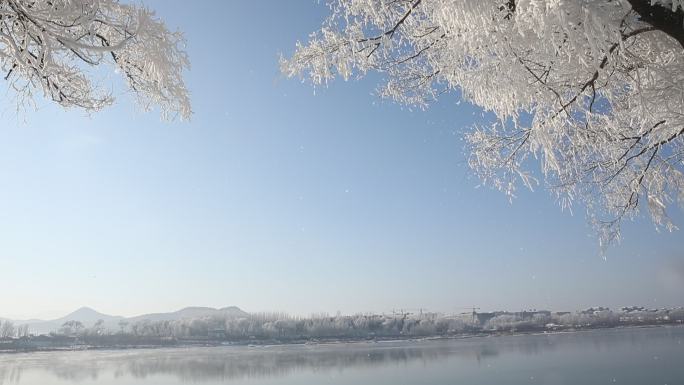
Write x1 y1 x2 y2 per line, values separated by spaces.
282 0 684 248
0 0 191 120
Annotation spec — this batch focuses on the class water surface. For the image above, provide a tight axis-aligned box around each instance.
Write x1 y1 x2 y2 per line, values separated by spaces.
0 327 682 384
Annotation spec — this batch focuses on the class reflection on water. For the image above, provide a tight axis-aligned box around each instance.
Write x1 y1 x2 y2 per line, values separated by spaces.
0 327 682 385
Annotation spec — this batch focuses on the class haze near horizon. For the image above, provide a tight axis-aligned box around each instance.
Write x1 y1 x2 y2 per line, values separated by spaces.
1 1 683 321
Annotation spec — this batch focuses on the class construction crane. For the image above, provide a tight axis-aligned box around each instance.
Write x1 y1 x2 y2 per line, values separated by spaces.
456 307 481 324
391 309 413 318
392 308 429 317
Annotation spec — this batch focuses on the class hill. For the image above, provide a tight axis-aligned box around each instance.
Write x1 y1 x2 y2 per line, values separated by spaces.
1 306 248 335
127 306 248 323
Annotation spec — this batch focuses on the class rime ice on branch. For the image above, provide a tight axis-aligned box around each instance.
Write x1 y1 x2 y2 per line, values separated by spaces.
281 0 684 248
0 0 191 120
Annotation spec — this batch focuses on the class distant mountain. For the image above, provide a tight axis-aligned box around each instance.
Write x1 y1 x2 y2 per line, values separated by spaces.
4 307 125 335
128 306 248 323
1 306 248 335
56 307 124 325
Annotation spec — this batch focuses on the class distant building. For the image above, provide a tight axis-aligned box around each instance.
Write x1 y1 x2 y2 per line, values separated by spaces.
581 307 610 315
514 310 551 320
475 312 498 325
208 329 226 340
620 306 646 313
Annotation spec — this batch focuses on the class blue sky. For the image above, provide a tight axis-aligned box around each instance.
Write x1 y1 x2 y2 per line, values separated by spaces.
0 1 683 320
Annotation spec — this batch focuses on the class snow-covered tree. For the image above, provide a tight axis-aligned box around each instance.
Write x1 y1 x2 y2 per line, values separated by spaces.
16 324 29 338
0 320 15 338
59 320 84 336
0 0 190 119
281 0 684 248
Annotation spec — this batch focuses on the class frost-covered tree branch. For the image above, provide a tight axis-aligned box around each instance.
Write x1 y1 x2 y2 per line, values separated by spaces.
281 0 684 249
0 0 191 120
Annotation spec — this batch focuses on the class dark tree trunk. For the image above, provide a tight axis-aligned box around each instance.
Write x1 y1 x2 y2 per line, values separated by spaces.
504 1 683 48
502 0 516 20
625 0 684 48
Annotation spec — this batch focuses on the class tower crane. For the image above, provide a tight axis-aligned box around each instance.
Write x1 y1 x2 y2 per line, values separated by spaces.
456 307 481 324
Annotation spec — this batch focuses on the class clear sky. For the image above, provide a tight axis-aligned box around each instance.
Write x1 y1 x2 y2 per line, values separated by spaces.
1 1 683 321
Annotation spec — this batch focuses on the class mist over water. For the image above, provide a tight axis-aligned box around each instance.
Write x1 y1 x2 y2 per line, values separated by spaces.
0 327 682 385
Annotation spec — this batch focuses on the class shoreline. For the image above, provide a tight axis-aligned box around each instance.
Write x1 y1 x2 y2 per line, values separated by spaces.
1 323 681 355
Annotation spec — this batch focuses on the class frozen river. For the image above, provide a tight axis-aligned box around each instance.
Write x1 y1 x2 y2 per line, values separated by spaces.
0 326 682 384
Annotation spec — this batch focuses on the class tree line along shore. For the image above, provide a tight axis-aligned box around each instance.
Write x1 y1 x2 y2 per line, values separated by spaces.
1 306 682 352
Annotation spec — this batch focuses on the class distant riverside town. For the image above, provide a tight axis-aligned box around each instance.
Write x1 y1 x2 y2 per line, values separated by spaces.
1 306 683 352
